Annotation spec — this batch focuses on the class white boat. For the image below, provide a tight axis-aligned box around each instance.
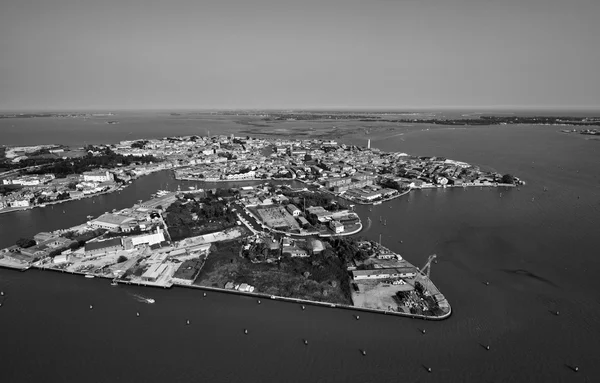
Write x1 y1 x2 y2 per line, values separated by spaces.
110 281 118 286
373 201 382 205
39 204 47 207
145 298 155 304
85 274 95 279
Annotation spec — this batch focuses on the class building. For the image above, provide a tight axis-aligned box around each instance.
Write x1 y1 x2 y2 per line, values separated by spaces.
53 254 70 264
237 283 255 292
141 263 169 282
10 199 30 208
125 228 165 249
84 238 123 257
83 170 114 182
329 220 344 233
286 204 301 217
89 213 136 231
351 267 417 280
325 177 353 189
296 216 310 228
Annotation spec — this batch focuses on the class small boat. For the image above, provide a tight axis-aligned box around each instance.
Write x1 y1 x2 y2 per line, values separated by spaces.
39 204 47 207
373 201 382 205
85 274 95 279
145 298 155 304
110 281 118 286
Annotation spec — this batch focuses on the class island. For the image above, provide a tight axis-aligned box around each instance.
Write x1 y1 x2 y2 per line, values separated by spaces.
0 187 449 319
1 133 522 213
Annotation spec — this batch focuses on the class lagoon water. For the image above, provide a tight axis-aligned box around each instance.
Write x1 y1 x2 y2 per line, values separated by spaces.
1 114 600 382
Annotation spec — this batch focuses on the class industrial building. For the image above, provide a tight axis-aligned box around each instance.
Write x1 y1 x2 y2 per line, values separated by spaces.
84 238 123 257
351 267 417 280
141 263 169 282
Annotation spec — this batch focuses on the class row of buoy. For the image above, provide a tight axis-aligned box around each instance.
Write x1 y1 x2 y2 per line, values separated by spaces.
83 300 576 373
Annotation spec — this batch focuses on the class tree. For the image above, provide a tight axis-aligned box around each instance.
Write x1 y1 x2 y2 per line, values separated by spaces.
501 174 515 184
117 255 128 263
16 238 36 248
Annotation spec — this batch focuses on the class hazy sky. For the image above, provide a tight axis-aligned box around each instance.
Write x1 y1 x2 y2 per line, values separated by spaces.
1 0 599 110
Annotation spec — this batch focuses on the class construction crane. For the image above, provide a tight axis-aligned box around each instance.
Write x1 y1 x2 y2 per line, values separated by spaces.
419 254 437 278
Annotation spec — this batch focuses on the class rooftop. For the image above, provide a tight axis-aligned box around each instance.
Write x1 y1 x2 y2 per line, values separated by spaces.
84 238 122 252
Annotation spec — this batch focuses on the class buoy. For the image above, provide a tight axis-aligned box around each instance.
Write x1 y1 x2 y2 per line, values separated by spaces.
257 300 261 304
203 293 207 297
89 305 93 309
421 329 426 334
485 281 490 286
485 345 490 351
301 305 305 310
355 315 360 320
361 350 367 356
136 312 140 317
555 311 560 316
186 320 190 325
244 329 248 334
426 367 432 373
304 339 308 345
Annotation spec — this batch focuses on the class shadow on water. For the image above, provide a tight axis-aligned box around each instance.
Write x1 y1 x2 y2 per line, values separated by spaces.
501 269 558 287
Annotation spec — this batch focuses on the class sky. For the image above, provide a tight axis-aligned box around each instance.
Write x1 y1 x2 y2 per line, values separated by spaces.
1 0 599 110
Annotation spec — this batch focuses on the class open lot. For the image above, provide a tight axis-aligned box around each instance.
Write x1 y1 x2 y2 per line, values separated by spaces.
195 240 351 305
352 279 414 311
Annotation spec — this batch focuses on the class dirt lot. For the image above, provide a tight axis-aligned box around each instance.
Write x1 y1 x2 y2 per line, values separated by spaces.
351 279 414 311
195 240 351 305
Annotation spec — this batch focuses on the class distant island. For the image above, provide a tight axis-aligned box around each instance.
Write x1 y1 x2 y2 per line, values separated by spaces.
1 134 522 214
0 112 115 119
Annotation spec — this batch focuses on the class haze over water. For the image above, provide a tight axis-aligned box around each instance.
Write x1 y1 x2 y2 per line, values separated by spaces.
1 114 599 382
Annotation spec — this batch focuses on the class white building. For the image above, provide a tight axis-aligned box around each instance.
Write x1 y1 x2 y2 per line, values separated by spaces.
351 267 417 280
142 263 169 282
329 220 344 234
83 170 114 182
129 229 165 247
286 204 301 217
10 199 30 207
53 254 70 264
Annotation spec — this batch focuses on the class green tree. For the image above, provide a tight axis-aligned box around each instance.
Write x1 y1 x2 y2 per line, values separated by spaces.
16 238 36 248
501 174 515 184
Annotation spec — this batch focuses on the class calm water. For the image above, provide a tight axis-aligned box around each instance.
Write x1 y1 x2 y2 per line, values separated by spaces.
1 117 600 382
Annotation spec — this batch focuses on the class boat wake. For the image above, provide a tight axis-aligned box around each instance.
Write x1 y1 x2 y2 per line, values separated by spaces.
132 294 156 304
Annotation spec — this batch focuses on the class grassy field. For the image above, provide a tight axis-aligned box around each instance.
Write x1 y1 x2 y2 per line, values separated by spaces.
195 240 352 305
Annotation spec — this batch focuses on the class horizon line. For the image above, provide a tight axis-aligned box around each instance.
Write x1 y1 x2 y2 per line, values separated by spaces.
1 105 599 113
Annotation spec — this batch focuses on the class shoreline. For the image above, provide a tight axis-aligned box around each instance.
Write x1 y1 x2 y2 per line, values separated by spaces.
0 166 177 216
328 182 519 205
6 263 451 320
0 184 124 215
